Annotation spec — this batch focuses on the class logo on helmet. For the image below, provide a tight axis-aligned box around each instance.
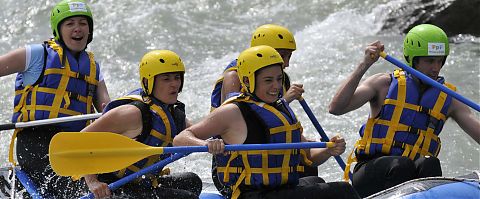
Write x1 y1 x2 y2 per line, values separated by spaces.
68 2 87 12
428 43 445 56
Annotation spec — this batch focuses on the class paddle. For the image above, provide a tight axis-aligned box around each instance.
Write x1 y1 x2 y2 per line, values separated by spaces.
380 51 480 112
49 132 333 176
0 113 102 131
14 167 47 199
298 98 353 180
1 113 102 198
81 153 188 199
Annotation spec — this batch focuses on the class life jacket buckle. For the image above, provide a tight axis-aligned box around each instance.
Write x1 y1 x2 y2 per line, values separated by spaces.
419 106 430 114
392 140 406 149
408 127 420 135
76 73 86 80
428 117 440 129
88 84 96 97
68 92 80 101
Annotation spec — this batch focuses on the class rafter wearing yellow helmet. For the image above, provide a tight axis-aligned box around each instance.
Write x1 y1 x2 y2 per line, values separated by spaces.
81 49 202 198
209 24 319 196
174 45 359 199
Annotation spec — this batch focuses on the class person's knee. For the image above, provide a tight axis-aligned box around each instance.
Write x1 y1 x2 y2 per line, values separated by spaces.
184 172 202 184
419 156 440 168
171 189 199 199
352 156 416 197
415 156 442 177
313 182 361 199
386 156 415 180
332 182 361 199
299 176 325 186
389 156 414 171
182 172 203 195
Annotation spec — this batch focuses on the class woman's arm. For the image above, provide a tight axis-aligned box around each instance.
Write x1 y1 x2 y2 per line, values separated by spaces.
303 135 346 167
94 80 111 112
173 104 247 153
0 48 27 77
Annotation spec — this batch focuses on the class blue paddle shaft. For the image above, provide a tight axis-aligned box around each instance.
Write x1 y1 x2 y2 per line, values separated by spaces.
15 168 46 199
381 52 480 112
162 142 330 154
298 99 352 180
82 153 188 199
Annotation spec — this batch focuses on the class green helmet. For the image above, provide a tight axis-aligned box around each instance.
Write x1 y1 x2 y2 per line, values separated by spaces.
50 0 94 44
403 24 449 67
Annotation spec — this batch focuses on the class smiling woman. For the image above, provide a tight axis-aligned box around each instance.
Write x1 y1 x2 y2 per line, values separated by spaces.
59 16 91 55
248 64 284 103
0 0 110 197
173 45 360 199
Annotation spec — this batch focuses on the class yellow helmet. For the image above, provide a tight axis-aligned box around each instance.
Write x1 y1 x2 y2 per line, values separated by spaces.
250 24 296 50
139 50 185 95
237 45 284 93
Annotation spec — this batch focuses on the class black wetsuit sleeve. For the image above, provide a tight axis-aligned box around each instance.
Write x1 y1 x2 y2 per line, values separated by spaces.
172 102 186 132
284 72 291 91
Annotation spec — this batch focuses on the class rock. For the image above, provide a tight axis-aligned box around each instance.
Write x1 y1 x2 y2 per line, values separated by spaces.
381 0 480 37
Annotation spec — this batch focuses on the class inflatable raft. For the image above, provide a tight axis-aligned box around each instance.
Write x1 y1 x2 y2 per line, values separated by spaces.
1 167 478 199
199 172 480 199
367 171 480 199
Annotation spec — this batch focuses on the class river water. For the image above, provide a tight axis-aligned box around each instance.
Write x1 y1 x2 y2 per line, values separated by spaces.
0 0 478 194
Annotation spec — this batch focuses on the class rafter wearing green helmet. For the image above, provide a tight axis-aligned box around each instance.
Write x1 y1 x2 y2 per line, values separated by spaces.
403 24 449 68
51 0 94 44
330 24 480 198
0 0 111 198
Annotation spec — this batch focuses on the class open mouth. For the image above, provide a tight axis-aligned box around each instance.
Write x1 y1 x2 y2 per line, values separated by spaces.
268 91 279 96
72 36 84 41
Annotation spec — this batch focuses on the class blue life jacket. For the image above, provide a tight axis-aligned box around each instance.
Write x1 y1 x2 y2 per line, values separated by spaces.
216 94 303 199
103 88 186 187
210 59 238 111
344 70 456 181
12 39 99 131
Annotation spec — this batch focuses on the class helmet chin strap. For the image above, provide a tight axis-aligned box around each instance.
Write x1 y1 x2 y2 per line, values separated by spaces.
141 89 166 105
150 95 166 105
244 91 261 102
245 91 280 106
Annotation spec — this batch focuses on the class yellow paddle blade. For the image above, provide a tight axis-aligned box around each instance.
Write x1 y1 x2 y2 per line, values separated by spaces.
49 132 163 177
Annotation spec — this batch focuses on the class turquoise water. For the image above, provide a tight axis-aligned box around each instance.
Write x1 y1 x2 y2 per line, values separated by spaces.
0 0 478 194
